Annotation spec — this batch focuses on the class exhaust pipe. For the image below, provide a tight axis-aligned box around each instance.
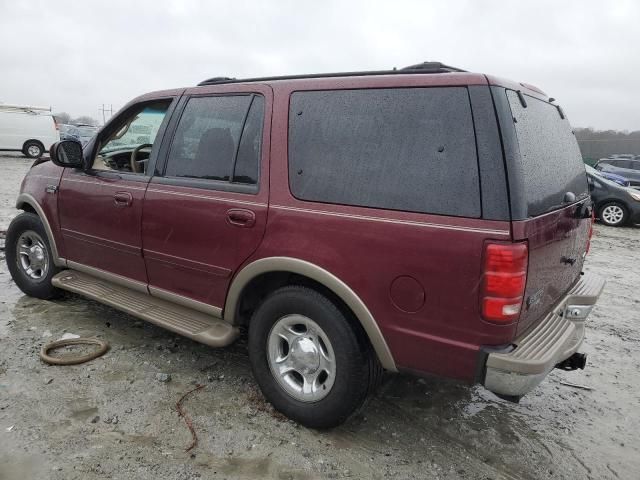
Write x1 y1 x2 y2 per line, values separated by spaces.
556 352 587 371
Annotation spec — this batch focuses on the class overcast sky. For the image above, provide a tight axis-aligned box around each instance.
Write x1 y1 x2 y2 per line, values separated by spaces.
1 0 638 130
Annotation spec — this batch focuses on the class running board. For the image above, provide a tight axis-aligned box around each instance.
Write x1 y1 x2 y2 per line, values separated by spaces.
52 270 239 347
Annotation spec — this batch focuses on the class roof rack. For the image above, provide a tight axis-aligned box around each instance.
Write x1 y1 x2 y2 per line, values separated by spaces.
197 61 466 86
0 103 52 113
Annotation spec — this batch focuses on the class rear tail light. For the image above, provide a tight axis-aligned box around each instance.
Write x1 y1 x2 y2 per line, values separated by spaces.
480 242 528 324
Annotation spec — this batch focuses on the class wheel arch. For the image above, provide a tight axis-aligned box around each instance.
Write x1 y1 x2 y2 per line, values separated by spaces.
15 193 66 267
224 256 397 371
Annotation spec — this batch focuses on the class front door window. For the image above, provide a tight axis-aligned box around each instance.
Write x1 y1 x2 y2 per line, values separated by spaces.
93 100 171 174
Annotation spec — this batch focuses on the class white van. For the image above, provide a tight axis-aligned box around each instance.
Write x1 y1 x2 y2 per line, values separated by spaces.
0 104 60 158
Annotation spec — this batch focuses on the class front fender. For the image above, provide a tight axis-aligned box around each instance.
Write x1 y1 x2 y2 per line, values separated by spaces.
16 192 66 267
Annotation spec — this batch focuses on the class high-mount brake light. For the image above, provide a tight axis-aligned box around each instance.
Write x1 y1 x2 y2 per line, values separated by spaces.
480 242 528 324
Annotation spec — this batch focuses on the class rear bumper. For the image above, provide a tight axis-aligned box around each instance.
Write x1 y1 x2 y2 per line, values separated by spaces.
482 272 605 397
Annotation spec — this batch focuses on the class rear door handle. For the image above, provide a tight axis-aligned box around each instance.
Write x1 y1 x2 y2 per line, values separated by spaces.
226 208 255 228
114 191 133 207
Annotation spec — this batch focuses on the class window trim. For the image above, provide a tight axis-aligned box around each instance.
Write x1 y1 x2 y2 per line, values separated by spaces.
156 92 263 195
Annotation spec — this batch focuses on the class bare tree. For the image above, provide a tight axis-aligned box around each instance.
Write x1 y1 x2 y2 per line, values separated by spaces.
71 116 99 126
54 112 71 124
575 128 640 163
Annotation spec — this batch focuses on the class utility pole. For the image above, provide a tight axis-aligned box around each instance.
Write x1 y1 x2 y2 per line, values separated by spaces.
98 104 114 125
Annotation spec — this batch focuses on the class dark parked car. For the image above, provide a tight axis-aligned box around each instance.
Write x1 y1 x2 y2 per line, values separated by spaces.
5 62 605 427
586 165 640 226
594 157 640 187
59 124 80 142
59 124 97 147
74 124 98 146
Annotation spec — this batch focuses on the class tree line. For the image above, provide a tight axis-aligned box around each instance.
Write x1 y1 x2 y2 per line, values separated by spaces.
53 112 99 127
575 128 640 164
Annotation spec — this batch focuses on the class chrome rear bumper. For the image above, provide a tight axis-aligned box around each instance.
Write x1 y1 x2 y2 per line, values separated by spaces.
483 272 605 397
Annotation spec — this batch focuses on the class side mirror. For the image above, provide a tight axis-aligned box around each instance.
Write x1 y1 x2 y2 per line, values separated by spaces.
50 140 84 169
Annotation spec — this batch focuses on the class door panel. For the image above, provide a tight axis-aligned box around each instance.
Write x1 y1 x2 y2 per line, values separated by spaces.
57 96 177 284
142 185 268 307
142 85 272 310
58 171 149 283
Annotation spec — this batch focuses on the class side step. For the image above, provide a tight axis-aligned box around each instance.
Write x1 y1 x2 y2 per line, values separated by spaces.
52 270 239 347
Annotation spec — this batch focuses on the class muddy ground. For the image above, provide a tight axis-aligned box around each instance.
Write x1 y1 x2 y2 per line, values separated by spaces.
0 153 638 480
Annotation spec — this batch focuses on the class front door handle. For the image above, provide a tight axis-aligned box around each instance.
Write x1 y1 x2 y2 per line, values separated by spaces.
114 191 133 207
226 208 255 228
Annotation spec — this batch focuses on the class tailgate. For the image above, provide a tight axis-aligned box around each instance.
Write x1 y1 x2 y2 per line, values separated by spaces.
512 200 591 334
491 86 592 335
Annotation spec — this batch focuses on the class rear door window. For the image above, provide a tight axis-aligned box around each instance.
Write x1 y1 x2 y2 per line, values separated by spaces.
288 88 480 217
164 95 263 186
506 91 588 217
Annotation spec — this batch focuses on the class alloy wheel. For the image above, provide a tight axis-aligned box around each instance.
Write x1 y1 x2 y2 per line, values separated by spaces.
601 204 624 225
16 230 49 280
267 314 336 402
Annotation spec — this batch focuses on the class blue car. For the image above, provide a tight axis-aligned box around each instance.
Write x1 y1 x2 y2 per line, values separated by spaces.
586 164 630 187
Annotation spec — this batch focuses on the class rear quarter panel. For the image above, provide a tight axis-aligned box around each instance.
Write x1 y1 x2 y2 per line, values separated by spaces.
245 77 516 382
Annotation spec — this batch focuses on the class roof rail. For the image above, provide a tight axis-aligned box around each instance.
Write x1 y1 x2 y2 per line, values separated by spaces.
197 61 466 86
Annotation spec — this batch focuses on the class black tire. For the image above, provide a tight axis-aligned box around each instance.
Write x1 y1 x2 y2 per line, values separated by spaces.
23 141 44 159
598 201 628 227
248 285 382 428
5 212 62 299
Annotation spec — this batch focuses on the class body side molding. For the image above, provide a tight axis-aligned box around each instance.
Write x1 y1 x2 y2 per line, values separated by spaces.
224 256 397 371
16 193 66 267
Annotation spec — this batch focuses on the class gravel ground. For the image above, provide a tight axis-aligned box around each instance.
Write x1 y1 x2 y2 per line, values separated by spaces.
0 153 638 480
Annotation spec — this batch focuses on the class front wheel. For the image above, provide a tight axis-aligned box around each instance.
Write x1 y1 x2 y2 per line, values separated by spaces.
5 212 62 299
599 202 628 227
248 285 382 428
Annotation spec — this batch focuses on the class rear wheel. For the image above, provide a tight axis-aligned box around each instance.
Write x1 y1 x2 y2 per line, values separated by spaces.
5 212 62 299
23 141 44 159
599 202 628 227
248 285 382 428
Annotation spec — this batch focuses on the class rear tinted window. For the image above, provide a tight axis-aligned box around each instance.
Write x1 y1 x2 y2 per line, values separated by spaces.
288 88 480 217
166 95 251 181
506 91 588 217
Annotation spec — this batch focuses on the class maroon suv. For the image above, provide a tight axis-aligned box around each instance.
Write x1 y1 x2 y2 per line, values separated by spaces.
6 62 605 427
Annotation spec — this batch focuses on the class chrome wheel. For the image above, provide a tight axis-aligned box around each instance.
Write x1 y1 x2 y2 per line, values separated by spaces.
601 204 624 225
27 145 41 157
16 230 49 280
267 314 336 402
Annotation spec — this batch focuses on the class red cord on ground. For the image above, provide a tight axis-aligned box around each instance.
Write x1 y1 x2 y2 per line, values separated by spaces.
175 384 205 452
